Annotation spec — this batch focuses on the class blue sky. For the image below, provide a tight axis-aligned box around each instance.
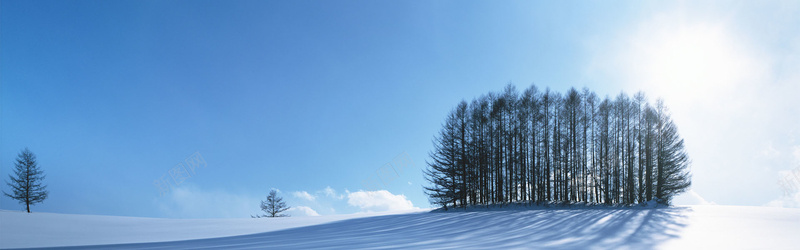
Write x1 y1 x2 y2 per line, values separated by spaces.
2 0 799 218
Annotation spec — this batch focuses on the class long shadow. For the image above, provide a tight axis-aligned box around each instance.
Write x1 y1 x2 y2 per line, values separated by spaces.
37 206 690 249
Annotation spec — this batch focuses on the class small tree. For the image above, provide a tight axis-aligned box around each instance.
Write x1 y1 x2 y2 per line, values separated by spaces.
4 148 48 213
252 190 290 218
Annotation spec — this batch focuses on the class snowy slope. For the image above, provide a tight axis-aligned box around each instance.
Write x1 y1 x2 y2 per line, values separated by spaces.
661 205 800 249
0 209 424 249
2 205 799 249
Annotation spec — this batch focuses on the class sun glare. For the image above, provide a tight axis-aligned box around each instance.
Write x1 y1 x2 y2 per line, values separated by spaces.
634 23 753 107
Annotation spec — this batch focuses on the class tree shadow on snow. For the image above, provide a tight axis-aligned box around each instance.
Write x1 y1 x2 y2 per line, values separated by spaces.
52 206 691 249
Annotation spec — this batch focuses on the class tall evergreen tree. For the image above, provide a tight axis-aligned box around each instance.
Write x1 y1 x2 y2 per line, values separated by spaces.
4 148 48 213
654 100 692 204
424 110 462 209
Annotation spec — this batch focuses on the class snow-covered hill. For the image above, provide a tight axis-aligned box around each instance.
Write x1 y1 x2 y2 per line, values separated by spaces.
1 205 798 249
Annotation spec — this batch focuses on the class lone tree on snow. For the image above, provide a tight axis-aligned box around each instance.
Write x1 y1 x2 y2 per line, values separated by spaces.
4 148 48 213
253 189 290 218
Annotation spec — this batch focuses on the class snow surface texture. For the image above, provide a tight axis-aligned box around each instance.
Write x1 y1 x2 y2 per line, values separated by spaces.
0 209 421 249
2 205 799 249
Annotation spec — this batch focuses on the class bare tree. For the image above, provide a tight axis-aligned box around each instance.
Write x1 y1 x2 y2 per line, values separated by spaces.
423 84 691 208
253 190 290 218
4 148 48 213
654 99 692 204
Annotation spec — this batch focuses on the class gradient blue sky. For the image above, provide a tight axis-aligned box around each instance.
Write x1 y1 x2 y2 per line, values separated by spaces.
2 0 799 218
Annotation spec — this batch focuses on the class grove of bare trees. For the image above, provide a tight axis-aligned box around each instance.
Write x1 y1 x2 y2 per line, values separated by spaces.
424 84 690 209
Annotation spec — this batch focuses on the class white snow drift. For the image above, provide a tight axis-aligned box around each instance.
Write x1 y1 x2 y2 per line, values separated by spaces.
1 205 799 249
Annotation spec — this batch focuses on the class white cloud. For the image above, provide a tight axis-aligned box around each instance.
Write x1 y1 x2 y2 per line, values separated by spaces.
766 192 800 208
292 191 316 202
761 143 781 158
321 186 344 199
286 206 320 217
323 186 336 196
156 185 259 219
347 190 415 212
